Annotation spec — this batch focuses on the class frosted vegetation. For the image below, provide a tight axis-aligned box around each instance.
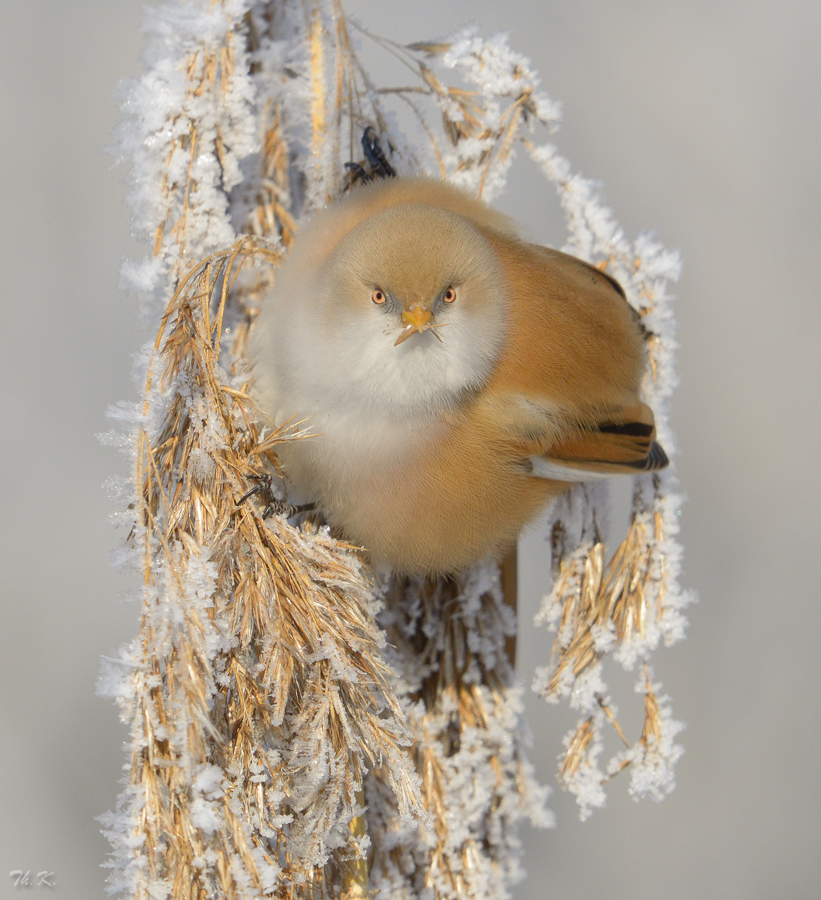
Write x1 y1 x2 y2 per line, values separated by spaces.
98 1 690 897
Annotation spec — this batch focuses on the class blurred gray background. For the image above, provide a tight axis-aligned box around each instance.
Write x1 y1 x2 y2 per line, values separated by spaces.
1 1 818 898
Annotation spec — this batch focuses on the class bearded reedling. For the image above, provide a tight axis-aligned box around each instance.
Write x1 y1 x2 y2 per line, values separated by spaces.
251 177 667 575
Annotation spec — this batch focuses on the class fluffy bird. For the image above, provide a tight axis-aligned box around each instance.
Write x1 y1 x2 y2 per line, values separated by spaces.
251 177 667 575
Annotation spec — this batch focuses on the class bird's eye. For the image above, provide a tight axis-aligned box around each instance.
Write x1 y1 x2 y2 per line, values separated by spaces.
372 288 386 304
443 286 456 303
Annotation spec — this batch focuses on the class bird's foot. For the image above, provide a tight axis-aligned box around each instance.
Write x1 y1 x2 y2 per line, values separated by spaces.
344 126 396 188
237 473 315 519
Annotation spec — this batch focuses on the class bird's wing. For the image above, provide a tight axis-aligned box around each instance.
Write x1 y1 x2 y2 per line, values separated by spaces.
478 235 669 483
528 400 668 482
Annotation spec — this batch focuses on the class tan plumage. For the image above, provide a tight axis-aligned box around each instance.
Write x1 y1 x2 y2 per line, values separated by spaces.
251 177 667 575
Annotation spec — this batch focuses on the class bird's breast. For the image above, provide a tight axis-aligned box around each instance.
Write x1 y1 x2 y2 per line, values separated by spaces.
277 404 445 502
276 397 563 575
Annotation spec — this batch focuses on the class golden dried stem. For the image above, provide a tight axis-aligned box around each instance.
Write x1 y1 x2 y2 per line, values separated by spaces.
340 789 370 899
309 4 327 155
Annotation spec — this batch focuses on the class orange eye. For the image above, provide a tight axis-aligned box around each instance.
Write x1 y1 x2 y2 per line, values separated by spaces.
443 286 456 303
372 288 386 304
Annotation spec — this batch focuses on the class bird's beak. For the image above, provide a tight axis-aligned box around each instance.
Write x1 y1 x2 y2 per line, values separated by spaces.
395 306 433 346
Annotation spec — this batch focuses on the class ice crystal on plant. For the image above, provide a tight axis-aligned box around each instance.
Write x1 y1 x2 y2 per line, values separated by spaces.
113 0 259 313
366 563 553 900
528 125 690 818
101 0 687 895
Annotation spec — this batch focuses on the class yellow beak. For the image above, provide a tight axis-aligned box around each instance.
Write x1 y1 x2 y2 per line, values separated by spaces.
402 307 432 330
395 306 433 345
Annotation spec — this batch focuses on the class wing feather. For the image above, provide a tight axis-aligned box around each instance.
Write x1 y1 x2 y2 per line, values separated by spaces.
528 401 668 482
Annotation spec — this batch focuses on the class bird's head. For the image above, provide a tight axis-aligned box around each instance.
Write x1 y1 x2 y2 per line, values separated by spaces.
307 203 508 418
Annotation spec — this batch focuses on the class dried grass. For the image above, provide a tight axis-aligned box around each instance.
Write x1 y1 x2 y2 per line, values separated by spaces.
103 1 685 895
111 241 423 898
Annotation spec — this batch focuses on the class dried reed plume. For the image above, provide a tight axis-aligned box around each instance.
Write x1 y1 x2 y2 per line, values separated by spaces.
101 241 424 899
101 0 688 895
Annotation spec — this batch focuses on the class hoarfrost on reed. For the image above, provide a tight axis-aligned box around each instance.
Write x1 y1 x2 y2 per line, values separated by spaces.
100 1 688 896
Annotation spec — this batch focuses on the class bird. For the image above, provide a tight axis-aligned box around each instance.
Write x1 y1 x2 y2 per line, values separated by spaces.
250 176 667 576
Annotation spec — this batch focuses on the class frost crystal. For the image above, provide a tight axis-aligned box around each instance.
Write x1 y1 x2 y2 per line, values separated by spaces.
101 1 687 896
